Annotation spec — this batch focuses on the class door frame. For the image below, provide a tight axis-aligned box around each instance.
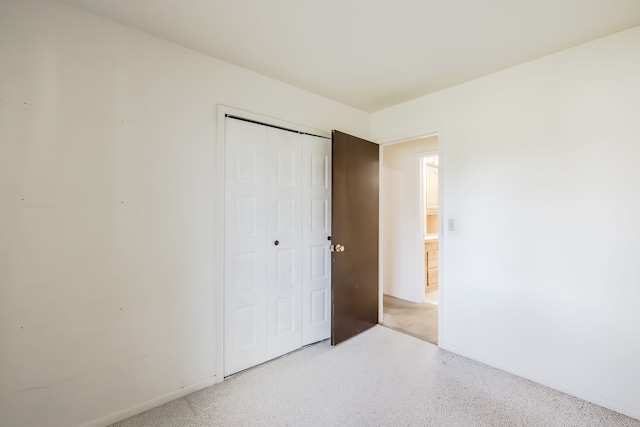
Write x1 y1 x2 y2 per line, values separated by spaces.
376 124 446 346
214 105 330 382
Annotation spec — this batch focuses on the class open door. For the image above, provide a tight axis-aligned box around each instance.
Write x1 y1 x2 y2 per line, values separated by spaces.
331 130 379 345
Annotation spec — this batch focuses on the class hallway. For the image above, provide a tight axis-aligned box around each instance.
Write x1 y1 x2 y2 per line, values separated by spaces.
382 294 438 344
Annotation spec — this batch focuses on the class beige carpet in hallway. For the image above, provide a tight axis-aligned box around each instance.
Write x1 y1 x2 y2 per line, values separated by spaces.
382 294 438 344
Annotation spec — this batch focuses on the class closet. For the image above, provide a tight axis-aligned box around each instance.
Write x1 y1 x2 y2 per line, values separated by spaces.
224 117 331 376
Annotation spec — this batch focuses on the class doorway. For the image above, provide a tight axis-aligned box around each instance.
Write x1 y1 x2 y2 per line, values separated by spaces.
380 135 439 344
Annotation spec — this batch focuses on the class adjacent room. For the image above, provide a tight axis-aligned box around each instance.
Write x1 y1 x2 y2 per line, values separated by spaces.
381 136 439 344
3 0 640 426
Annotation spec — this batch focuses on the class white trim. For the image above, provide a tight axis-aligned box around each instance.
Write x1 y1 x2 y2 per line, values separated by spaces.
79 376 217 427
374 123 444 146
417 154 426 303
378 147 385 323
215 105 329 382
214 107 226 383
436 125 446 347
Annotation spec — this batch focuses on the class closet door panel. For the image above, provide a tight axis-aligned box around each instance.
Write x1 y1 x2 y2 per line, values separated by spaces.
225 117 328 374
302 135 332 345
224 119 268 376
266 128 303 359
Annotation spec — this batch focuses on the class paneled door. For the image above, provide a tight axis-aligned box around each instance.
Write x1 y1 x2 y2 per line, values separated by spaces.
224 119 268 375
302 134 331 345
426 164 438 213
265 127 303 360
331 130 379 346
224 117 331 376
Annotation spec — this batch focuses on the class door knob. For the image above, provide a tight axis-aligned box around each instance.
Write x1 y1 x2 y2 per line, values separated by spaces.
335 244 345 252
274 240 279 246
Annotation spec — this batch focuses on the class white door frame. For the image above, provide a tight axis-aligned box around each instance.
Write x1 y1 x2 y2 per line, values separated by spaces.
214 105 330 383
376 124 446 346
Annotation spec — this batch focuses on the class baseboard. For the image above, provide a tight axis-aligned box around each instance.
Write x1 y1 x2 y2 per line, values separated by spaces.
80 376 218 427
439 342 640 422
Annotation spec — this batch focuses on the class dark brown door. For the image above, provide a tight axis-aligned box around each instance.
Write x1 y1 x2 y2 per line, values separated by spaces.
331 130 379 345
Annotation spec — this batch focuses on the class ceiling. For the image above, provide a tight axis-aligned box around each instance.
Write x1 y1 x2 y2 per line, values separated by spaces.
55 0 640 112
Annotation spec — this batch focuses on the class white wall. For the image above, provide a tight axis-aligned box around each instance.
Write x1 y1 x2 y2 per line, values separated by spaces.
0 1 369 426
4 0 640 423
382 137 437 302
372 27 640 419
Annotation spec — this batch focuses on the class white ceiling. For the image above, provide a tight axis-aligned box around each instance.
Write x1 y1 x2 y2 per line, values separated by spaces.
55 0 640 112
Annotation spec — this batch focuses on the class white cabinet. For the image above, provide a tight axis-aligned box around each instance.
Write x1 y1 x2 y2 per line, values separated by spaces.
224 118 331 376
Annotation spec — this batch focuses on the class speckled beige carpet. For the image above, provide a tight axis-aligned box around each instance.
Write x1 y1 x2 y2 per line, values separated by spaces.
111 326 640 427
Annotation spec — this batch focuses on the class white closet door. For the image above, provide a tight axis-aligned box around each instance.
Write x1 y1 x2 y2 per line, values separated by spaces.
266 127 303 359
302 135 332 345
224 119 268 376
224 118 329 376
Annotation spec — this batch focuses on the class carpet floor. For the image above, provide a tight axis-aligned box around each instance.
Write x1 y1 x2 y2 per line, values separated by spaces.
110 326 640 427
382 294 438 344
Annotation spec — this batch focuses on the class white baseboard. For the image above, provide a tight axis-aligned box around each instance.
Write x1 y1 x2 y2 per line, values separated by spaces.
440 343 640 422
80 376 218 427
